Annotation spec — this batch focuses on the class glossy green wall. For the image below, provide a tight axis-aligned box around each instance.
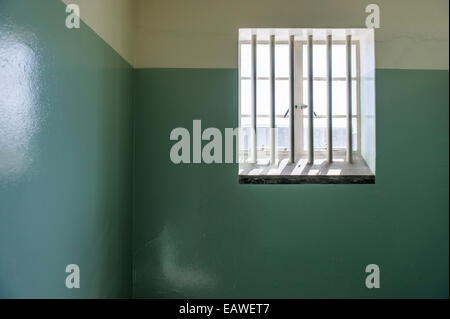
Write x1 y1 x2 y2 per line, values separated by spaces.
133 68 448 298
0 0 133 297
0 0 448 299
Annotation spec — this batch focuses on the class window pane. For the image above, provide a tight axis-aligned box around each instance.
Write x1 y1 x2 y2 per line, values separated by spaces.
240 117 251 151
332 81 346 115
257 44 270 77
331 118 358 150
302 118 309 151
275 80 289 116
330 80 357 116
313 81 327 116
313 44 327 78
302 80 331 116
352 117 358 151
302 79 309 107
332 45 346 77
240 79 251 115
332 118 346 149
276 118 289 150
303 80 357 116
302 44 308 78
302 44 327 78
303 118 327 150
257 117 270 150
313 118 327 149
275 44 289 77
240 44 251 77
331 44 357 78
303 117 358 151
352 80 357 115
257 80 270 115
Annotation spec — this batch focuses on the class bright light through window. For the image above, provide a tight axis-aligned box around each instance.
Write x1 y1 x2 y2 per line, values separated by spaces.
239 41 360 154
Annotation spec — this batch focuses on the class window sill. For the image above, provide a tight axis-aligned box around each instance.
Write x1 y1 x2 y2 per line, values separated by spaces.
238 154 375 184
239 174 375 184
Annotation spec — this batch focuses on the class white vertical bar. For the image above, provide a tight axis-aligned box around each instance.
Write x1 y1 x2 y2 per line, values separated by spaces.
238 41 242 164
251 34 257 163
270 35 276 164
308 35 314 165
356 41 361 152
327 34 333 163
289 35 295 163
346 34 353 163
296 41 304 154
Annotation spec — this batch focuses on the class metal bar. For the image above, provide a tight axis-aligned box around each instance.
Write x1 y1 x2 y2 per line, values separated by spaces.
346 34 353 163
251 34 257 163
356 41 361 152
270 35 276 164
308 34 314 165
289 35 295 163
327 34 333 163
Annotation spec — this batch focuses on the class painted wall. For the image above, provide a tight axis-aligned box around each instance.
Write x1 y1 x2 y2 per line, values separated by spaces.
0 0 448 299
61 0 136 66
133 0 448 298
0 0 133 298
134 0 449 69
133 68 448 298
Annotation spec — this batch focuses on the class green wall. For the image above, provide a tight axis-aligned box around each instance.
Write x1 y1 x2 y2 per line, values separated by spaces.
0 0 448 299
0 0 133 298
133 68 448 298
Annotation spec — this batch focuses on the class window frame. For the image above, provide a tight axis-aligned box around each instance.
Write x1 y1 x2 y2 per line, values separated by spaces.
238 39 361 158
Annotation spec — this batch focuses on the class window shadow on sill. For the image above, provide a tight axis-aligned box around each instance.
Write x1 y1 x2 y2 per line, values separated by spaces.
238 154 375 184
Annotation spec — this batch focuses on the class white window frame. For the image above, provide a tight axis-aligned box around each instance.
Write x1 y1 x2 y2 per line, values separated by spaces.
238 39 361 158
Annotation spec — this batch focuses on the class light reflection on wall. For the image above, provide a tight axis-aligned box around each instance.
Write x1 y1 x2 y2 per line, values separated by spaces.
160 228 217 292
0 35 39 181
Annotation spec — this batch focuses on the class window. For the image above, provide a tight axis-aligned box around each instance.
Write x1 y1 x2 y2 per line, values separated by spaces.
238 29 376 184
301 43 359 153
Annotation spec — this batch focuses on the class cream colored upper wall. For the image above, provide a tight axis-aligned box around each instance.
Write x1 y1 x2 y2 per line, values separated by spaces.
134 0 449 69
62 0 135 66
